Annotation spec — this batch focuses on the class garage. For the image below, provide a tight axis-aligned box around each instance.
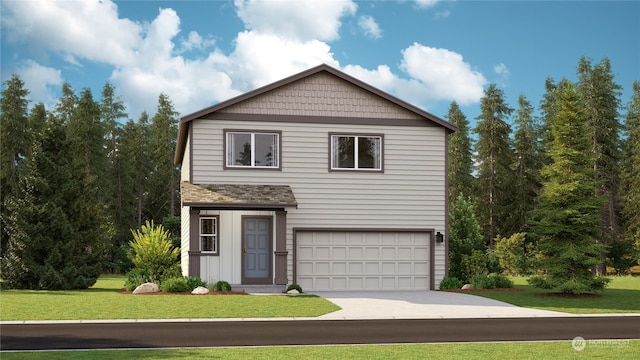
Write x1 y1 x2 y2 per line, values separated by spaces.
295 229 432 291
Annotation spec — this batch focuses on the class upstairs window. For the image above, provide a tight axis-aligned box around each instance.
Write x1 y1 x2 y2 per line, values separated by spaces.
226 131 280 169
331 134 383 171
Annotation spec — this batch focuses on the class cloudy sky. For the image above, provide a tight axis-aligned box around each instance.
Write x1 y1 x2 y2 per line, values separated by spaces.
1 0 638 123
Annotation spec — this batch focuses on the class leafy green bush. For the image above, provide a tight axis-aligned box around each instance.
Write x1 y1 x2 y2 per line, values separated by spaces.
461 250 489 282
439 276 464 290
286 284 303 293
471 274 496 289
213 280 231 292
490 273 514 288
161 277 190 292
124 268 151 291
185 276 207 290
128 221 180 283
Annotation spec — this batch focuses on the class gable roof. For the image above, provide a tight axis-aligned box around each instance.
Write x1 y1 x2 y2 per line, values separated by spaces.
175 63 457 164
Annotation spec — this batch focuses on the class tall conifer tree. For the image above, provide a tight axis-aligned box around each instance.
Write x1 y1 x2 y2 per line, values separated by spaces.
474 84 514 248
446 101 475 206
621 81 640 262
528 80 609 294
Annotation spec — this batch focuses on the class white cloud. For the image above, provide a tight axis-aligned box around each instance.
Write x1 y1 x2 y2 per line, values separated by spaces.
400 43 487 105
234 0 357 42
494 63 510 77
358 15 382 39
15 60 63 108
414 0 440 9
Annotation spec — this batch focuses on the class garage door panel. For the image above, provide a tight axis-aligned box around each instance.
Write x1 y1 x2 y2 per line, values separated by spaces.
296 231 430 291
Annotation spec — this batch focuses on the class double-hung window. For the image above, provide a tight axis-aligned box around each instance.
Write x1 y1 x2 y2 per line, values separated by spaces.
226 131 280 169
200 217 219 254
331 134 383 171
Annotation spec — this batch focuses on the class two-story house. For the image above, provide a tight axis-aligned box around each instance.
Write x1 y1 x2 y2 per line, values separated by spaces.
175 64 456 291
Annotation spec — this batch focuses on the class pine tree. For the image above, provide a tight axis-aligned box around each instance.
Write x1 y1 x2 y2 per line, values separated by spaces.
621 81 640 263
511 95 543 234
29 102 48 139
528 80 609 294
473 84 514 248
446 101 475 205
577 57 622 274
54 82 77 123
1 116 112 289
448 194 485 280
68 88 105 180
148 94 179 221
0 74 31 257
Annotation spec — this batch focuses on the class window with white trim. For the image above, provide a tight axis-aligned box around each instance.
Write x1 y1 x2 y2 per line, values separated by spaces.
331 134 382 170
226 131 279 168
200 217 218 253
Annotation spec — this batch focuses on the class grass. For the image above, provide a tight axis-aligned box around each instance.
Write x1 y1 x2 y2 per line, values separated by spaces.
465 276 640 314
2 341 639 359
0 275 340 321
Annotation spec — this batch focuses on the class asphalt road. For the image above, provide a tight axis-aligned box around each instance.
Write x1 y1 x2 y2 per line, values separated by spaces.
2 316 639 351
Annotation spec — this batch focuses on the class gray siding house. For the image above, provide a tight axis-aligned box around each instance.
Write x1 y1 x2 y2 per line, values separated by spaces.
175 64 456 291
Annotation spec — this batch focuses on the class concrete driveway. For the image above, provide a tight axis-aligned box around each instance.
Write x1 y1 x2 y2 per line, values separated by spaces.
312 291 568 319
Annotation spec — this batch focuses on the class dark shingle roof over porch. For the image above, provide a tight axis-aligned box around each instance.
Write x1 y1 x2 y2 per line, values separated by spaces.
181 182 298 209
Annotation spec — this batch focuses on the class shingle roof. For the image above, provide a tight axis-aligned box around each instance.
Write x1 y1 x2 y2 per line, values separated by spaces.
181 182 297 208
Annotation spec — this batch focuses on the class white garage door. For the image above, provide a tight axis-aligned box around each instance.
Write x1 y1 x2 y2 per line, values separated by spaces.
296 230 430 291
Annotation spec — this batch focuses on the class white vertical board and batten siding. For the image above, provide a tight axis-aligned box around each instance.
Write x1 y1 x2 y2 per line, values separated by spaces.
188 71 447 288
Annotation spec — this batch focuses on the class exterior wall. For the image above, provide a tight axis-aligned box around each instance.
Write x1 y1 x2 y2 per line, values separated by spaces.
194 209 276 284
180 205 190 275
190 119 447 288
181 135 190 182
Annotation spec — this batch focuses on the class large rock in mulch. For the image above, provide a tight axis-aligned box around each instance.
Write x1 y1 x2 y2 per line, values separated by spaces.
286 289 300 294
461 284 472 290
133 282 159 294
192 286 210 295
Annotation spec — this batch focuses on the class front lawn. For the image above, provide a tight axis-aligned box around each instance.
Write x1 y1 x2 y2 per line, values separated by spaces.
2 341 639 360
466 276 640 314
0 275 340 321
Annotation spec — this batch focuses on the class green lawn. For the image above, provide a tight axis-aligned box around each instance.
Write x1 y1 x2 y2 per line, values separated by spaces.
2 341 639 359
466 276 640 314
0 275 340 321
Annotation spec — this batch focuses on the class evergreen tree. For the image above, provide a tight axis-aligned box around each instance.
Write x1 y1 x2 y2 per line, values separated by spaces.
528 80 609 294
446 101 475 205
1 116 112 289
0 74 31 199
577 57 622 274
148 94 179 221
54 82 77 123
68 88 105 180
511 95 543 234
448 194 485 280
473 84 514 248
29 102 48 139
621 81 640 263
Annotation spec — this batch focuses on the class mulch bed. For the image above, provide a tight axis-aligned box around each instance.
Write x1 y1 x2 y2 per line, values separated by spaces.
441 288 526 293
119 288 249 295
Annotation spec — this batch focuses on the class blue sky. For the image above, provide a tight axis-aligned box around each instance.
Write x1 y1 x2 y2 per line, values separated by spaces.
1 0 638 126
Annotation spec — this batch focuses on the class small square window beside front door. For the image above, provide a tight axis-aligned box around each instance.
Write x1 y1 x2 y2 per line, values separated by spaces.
226 131 280 168
331 134 382 171
200 217 218 253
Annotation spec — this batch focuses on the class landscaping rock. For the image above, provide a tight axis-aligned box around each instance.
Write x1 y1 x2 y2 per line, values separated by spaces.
192 286 210 295
286 289 300 294
461 284 472 290
133 282 159 294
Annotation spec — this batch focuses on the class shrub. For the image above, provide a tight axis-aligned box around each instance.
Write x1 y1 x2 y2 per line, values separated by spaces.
460 250 488 282
490 273 513 288
185 276 207 290
124 268 151 291
159 263 183 283
128 221 180 283
439 276 464 290
286 284 303 293
213 280 231 292
471 274 496 289
161 277 190 292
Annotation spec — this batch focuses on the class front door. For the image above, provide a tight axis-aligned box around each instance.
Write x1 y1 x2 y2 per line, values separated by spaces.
242 217 272 284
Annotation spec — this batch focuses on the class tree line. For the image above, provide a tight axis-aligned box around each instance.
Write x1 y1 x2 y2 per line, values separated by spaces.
1 78 179 288
447 57 640 293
